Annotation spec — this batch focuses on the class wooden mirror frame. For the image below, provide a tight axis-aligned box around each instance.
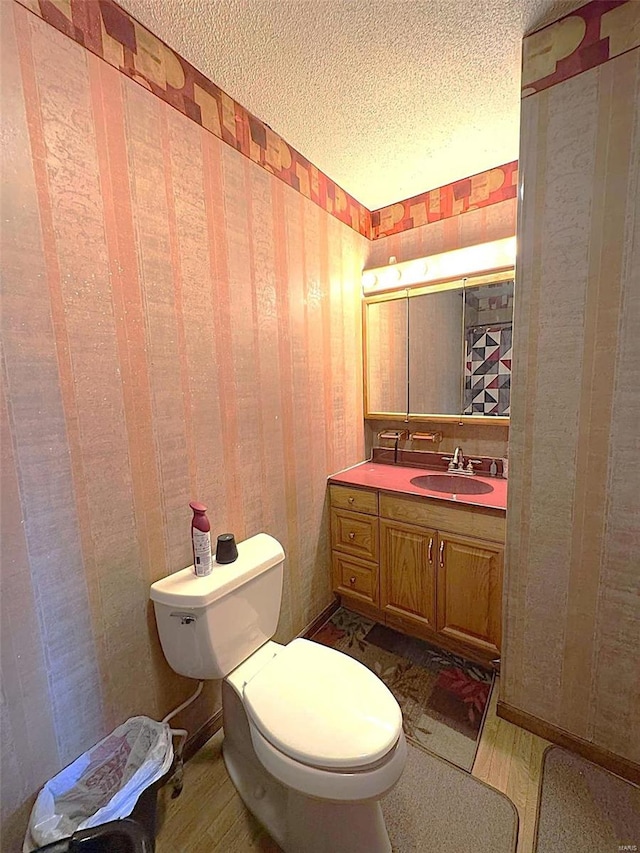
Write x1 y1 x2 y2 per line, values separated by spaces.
363 268 514 424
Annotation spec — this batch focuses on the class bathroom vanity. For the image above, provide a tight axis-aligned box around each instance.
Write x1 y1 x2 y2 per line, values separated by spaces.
347 254 512 665
329 463 506 666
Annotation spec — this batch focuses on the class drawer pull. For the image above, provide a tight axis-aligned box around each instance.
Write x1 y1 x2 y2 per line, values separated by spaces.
349 576 356 585
348 531 356 540
348 496 355 504
428 537 433 565
439 540 445 568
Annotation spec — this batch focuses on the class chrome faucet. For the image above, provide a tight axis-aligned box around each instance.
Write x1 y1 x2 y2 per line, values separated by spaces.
449 446 464 472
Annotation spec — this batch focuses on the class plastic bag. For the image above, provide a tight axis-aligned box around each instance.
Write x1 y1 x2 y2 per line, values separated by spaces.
23 716 174 852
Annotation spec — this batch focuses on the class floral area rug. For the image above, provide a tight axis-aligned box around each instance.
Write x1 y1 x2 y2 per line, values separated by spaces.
311 607 494 771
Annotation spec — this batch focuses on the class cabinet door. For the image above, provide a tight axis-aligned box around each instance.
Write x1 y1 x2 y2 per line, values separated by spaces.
380 519 436 629
436 533 503 655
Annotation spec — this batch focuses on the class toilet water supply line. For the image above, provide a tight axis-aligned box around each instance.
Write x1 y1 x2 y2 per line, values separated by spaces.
162 680 204 795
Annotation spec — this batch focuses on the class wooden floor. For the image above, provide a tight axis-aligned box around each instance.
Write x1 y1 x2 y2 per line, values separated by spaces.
156 733 278 853
156 676 550 853
472 679 550 853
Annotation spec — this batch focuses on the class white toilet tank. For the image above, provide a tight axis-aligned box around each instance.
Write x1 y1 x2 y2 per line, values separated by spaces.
150 533 284 679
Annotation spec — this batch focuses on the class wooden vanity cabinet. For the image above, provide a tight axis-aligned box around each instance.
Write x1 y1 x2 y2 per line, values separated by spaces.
330 484 505 663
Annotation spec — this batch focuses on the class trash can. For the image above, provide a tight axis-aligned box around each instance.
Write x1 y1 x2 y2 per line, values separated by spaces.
31 817 152 853
24 717 174 853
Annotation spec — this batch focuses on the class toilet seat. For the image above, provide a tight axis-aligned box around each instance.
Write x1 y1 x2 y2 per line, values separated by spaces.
248 716 408 801
243 638 403 770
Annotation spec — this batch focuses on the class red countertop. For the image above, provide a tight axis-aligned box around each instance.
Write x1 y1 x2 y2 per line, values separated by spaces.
329 462 507 512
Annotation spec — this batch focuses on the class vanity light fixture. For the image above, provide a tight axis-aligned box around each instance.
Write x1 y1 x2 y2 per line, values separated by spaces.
361 236 516 295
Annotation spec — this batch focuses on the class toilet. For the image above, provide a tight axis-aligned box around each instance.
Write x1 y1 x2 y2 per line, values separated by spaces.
150 532 406 853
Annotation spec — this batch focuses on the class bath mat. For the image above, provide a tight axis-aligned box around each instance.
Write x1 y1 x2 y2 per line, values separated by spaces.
534 746 640 853
383 742 518 853
311 607 493 771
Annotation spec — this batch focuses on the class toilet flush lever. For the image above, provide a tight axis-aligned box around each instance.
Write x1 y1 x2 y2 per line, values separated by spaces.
170 611 197 625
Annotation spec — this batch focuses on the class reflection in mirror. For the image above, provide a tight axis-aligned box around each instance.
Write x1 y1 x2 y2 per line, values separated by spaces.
409 287 464 415
463 279 514 416
366 297 408 415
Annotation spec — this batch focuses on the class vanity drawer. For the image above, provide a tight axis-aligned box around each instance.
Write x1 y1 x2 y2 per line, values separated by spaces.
329 484 378 516
332 551 376 603
379 493 505 542
331 508 379 561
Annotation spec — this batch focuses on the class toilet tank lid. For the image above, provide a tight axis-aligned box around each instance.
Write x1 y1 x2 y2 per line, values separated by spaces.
150 533 284 608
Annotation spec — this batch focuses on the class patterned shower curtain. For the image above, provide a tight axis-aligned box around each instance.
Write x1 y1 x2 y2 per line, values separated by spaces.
464 326 512 415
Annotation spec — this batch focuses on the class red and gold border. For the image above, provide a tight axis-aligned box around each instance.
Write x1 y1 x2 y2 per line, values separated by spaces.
15 0 371 237
522 0 639 98
371 161 518 240
15 0 521 241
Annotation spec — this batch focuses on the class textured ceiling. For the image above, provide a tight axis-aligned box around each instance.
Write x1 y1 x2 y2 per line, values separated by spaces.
119 0 586 209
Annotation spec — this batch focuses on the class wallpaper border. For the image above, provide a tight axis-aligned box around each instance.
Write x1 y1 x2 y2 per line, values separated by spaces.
371 161 518 239
15 0 371 236
521 0 639 98
14 0 520 241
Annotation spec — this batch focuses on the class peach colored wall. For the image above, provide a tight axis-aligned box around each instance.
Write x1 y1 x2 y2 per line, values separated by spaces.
0 4 367 847
13 0 371 237
503 46 640 765
13 1 519 245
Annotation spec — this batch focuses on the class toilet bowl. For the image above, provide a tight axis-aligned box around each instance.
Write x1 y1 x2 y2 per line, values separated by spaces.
222 639 406 853
150 533 406 853
230 637 406 797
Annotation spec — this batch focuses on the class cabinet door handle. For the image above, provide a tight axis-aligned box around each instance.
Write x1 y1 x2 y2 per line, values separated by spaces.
439 540 445 567
348 531 356 540
427 537 433 564
349 576 356 585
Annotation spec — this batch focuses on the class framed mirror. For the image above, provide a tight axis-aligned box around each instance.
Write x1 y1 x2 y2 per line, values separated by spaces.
363 269 514 422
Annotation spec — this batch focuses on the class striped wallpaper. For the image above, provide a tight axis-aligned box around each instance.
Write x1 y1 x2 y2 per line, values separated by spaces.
0 3 367 846
5 0 637 844
503 42 640 766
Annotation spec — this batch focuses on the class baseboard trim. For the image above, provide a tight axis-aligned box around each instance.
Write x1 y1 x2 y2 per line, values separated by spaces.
184 708 223 763
496 700 640 785
299 598 340 639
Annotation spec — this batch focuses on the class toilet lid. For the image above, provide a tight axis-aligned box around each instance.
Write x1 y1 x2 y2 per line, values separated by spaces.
243 637 402 770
